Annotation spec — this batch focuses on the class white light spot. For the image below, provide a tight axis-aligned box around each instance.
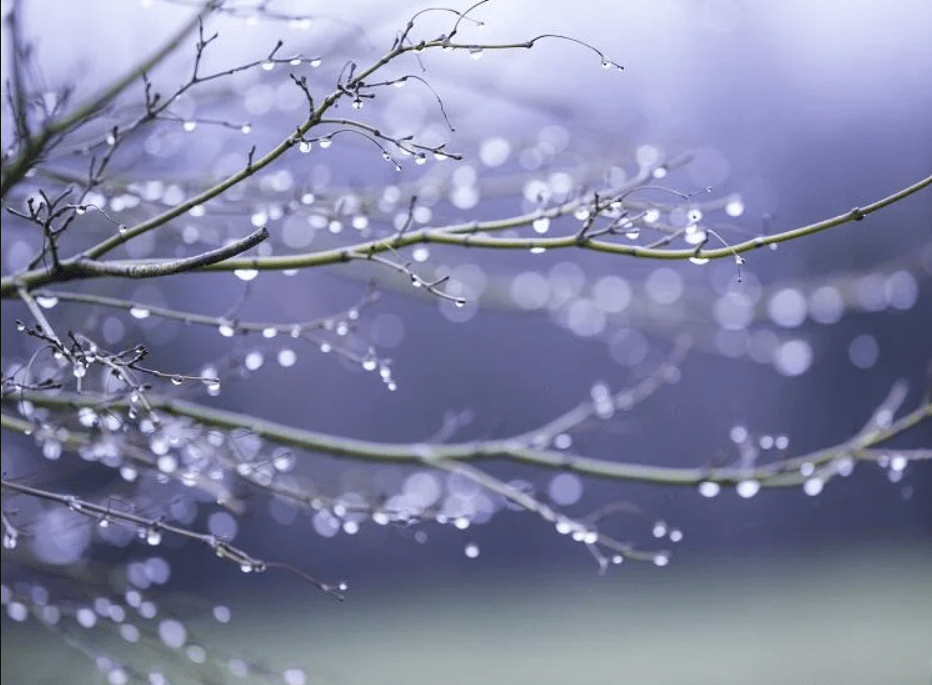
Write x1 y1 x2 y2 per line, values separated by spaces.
698 481 721 498
768 288 807 327
548 473 583 506
774 339 813 377
158 619 186 649
479 137 511 167
736 480 760 498
803 477 824 496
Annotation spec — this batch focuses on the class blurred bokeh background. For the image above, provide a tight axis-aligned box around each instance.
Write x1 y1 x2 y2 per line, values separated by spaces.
2 0 930 683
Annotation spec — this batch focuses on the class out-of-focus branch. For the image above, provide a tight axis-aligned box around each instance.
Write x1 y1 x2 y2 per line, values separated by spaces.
0 475 345 599
0 1 216 199
4 379 928 491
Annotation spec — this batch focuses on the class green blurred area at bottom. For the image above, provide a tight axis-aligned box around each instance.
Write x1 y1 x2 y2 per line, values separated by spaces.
3 546 931 685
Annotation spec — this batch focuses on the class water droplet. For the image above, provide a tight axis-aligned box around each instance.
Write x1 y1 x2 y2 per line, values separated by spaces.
393 78 407 88
234 269 258 282
218 324 235 338
182 120 197 132
601 60 611 69
532 216 550 234
299 141 312 153
289 58 302 66
319 342 332 353
736 479 760 498
240 124 252 134
261 60 275 71
414 154 427 165
309 58 322 68
145 529 162 546
262 327 278 338
652 553 670 567
129 306 150 319
36 295 59 309
464 543 480 558
244 350 264 371
469 47 484 60
318 138 332 149
454 298 466 308
15 321 26 331
698 481 720 498
689 256 710 265
352 99 363 110
803 477 824 496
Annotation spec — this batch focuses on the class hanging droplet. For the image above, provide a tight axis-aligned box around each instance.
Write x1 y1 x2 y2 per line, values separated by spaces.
469 47 484 60
736 479 760 498
318 138 332 149
36 295 59 309
261 60 275 71
532 217 550 234
129 306 150 319
182 120 197 132
309 58 322 68
698 481 720 498
299 141 312 153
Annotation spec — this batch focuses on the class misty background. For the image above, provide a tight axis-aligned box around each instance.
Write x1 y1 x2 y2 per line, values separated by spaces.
2 0 931 683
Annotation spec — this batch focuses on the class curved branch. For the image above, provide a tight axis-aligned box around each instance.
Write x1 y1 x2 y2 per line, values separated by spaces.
0 1 217 199
4 383 928 490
